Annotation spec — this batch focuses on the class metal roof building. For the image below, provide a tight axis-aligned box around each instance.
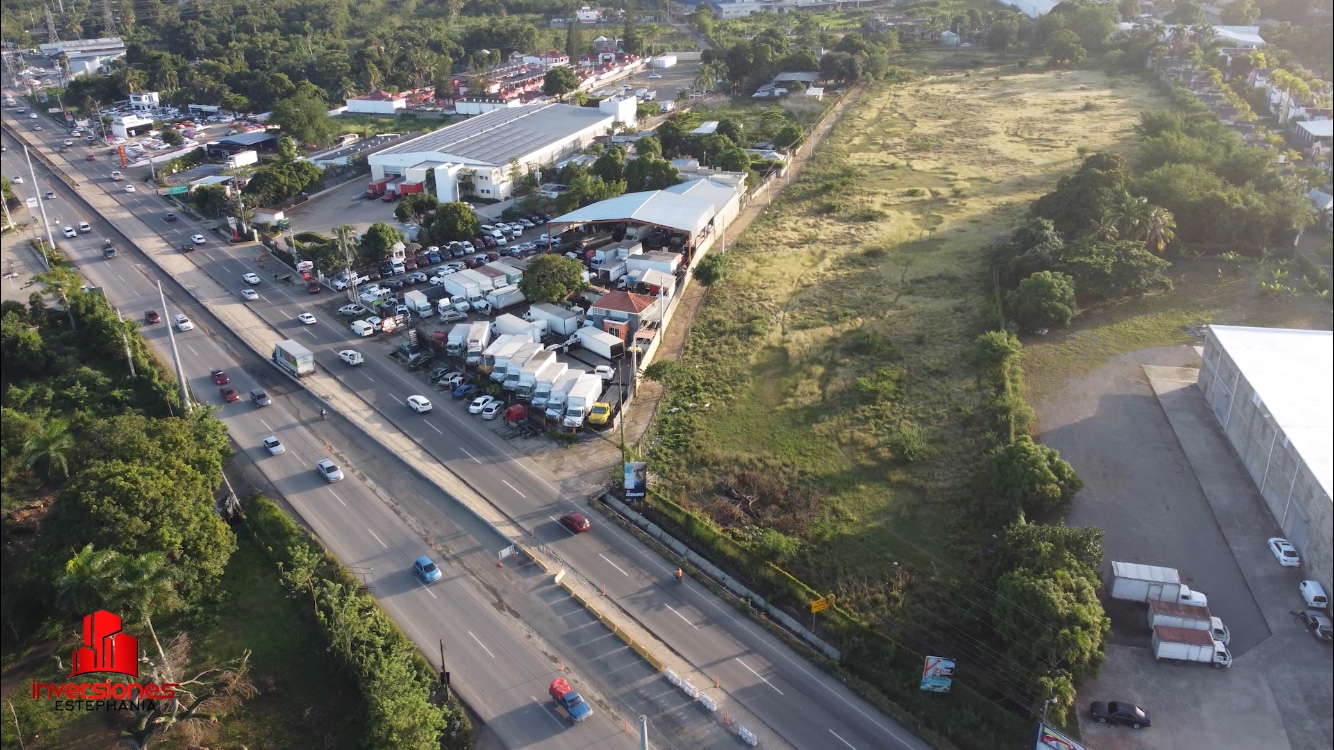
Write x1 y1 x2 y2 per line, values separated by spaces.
1198 325 1332 596
551 190 717 236
368 103 614 202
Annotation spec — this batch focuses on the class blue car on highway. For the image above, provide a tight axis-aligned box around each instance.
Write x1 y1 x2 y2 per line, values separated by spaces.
453 383 479 400
413 556 442 583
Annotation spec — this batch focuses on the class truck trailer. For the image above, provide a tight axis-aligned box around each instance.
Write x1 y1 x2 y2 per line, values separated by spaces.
572 326 624 360
484 285 526 313
1147 600 1230 645
1151 625 1231 668
1108 562 1208 608
490 313 542 342
441 275 483 303
273 339 315 377
525 303 581 337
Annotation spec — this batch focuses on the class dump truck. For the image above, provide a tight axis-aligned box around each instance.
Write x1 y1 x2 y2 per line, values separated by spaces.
273 339 315 377
1147 600 1230 646
562 374 604 428
1151 625 1231 668
1108 562 1208 608
548 678 592 723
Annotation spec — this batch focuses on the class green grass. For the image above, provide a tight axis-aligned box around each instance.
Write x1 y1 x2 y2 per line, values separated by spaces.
643 55 1172 619
1021 259 1334 399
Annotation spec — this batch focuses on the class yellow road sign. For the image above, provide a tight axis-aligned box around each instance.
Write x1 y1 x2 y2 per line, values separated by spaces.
810 598 830 613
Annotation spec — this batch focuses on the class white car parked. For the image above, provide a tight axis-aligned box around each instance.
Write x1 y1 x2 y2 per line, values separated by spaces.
469 395 495 414
1268 538 1300 567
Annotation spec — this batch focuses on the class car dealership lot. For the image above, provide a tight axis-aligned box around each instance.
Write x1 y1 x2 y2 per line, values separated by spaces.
1040 347 1333 750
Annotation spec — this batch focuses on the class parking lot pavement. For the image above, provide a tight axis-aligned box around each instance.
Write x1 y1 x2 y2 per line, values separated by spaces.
286 180 400 236
1039 345 1334 750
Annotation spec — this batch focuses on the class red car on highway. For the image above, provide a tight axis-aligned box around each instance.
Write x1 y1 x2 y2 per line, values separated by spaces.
211 369 230 385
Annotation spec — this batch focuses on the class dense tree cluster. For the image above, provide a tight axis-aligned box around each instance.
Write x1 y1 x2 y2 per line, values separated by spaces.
243 159 323 208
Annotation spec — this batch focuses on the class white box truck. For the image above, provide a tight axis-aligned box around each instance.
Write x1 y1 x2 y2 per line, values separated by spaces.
659 100 675 113
527 360 568 406
273 339 315 377
445 323 470 357
545 372 589 421
480 334 520 375
490 313 542 342
1151 625 1231 668
484 338 527 380
562 375 604 428
465 321 492 365
526 303 581 337
1147 600 1230 645
515 351 560 401
442 275 482 303
572 327 624 360
403 289 433 318
484 285 526 313
501 343 543 390
537 370 582 412
1108 562 1208 608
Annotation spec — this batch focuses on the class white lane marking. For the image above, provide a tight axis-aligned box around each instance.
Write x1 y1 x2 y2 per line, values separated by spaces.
665 604 699 630
550 516 578 537
830 729 857 749
259 419 273 431
426 421 443 435
598 553 629 576
328 490 346 507
459 447 480 463
186 345 199 357
417 581 438 599
735 658 784 695
533 697 564 728
467 631 496 659
117 274 126 284
367 528 388 549
501 479 525 498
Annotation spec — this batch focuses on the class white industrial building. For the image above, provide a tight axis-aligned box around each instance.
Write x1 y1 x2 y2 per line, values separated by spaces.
37 37 126 76
110 112 153 139
1198 326 1333 596
345 89 407 114
367 103 624 202
551 175 745 252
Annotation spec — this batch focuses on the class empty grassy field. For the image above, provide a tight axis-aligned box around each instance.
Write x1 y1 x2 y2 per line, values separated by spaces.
650 52 1172 612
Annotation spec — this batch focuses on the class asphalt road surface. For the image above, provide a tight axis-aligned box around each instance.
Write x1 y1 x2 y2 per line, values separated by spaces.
4 106 932 750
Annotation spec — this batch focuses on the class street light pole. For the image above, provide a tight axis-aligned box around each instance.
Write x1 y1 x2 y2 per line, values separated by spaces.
24 145 54 270
158 280 193 415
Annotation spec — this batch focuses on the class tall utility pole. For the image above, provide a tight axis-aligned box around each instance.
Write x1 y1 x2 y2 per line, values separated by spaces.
44 4 59 42
101 0 117 36
334 224 358 302
158 280 193 415
24 146 55 270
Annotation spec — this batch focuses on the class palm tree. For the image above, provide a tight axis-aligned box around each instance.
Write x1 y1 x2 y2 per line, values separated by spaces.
116 65 147 96
54 544 120 614
1168 24 1188 54
694 65 716 94
22 418 76 482
1141 205 1176 254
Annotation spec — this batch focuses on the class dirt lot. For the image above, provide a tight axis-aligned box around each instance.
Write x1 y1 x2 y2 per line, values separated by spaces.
647 53 1172 596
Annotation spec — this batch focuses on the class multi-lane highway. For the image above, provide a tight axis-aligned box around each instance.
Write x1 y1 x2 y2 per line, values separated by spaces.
3 107 931 750
2 123 636 750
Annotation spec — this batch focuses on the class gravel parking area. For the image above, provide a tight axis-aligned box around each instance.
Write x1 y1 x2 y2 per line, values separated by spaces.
286 180 401 236
1037 345 1334 750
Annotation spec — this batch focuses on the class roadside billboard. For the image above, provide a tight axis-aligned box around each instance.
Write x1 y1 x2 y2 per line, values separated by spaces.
623 462 647 499
920 656 955 693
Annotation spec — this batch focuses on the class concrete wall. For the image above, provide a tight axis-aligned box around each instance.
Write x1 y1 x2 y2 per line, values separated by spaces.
1199 331 1332 596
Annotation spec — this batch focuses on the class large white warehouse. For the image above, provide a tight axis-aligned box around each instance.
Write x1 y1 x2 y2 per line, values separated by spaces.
367 103 616 202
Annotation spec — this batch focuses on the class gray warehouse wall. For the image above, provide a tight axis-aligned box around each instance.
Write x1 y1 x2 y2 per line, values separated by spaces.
1199 331 1332 597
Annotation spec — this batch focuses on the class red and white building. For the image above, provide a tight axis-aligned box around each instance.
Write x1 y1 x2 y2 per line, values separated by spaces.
346 89 407 115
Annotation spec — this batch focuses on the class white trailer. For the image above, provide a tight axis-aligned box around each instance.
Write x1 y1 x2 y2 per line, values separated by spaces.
490 313 541 342
651 55 677 68
484 285 526 313
514 350 560 401
572 327 624 360
501 343 544 390
526 303 581 337
454 268 496 293
562 375 604 428
1108 562 1208 608
1151 625 1231 668
442 275 482 302
1147 600 1230 645
537 370 582 412
465 321 492 365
